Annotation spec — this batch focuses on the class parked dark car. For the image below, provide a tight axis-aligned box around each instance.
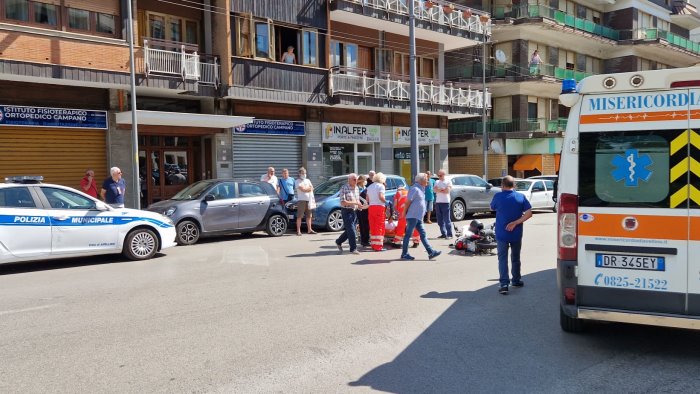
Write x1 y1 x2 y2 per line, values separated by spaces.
286 174 408 231
146 179 288 245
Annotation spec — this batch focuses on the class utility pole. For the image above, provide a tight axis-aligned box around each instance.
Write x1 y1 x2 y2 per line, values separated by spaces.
127 0 140 209
408 0 419 183
481 15 490 180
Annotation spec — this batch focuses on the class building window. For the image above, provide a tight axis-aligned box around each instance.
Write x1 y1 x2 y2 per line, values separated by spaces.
301 30 318 66
68 8 90 30
254 20 272 58
5 0 29 21
375 48 392 74
96 13 115 34
146 12 200 47
330 41 358 69
34 2 56 25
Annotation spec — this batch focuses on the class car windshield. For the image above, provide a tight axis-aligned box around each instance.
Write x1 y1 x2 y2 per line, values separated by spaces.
514 181 532 191
171 181 217 200
314 179 345 196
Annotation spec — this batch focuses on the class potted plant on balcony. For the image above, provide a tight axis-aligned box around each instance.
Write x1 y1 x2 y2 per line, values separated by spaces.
443 4 454 14
424 1 435 9
462 9 472 18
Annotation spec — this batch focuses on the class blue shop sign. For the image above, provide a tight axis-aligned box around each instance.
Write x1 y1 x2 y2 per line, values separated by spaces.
0 105 108 129
234 119 305 136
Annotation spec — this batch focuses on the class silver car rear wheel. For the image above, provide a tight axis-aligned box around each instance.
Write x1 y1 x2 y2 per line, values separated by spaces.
451 200 466 222
327 209 344 232
266 214 288 237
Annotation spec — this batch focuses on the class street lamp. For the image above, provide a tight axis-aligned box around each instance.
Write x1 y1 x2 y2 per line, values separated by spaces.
480 14 490 180
126 0 140 209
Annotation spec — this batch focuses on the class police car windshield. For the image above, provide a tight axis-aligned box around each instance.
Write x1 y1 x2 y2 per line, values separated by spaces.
171 180 217 200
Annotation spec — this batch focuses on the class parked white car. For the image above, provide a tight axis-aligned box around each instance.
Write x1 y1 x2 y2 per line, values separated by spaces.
514 179 557 212
0 176 176 264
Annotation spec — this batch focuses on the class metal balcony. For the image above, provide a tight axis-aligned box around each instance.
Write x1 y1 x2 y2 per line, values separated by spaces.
329 67 490 111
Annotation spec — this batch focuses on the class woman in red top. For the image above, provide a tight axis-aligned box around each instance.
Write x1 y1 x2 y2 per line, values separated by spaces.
80 169 98 198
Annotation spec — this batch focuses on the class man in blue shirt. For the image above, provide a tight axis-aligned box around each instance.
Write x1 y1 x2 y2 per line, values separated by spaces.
100 166 126 208
490 176 532 295
400 173 442 261
278 168 296 204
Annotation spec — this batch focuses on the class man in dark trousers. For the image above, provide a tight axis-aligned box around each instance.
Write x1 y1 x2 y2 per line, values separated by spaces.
490 176 532 295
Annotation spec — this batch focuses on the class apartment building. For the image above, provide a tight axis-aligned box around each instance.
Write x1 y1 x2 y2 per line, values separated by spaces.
0 0 490 207
448 0 700 178
226 0 491 183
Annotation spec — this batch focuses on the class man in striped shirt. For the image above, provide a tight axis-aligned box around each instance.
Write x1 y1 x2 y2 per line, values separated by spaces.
335 173 365 255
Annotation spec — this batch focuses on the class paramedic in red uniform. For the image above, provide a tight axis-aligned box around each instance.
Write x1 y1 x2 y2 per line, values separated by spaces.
367 172 387 251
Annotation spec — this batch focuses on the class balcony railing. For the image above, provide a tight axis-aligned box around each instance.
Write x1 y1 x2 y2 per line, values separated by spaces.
329 67 490 109
143 39 221 86
335 0 491 36
199 55 220 88
446 62 593 82
494 3 619 40
450 117 568 135
620 28 700 55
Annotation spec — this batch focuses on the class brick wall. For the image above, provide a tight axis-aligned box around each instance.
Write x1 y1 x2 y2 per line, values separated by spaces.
449 154 507 178
542 154 558 175
0 32 135 72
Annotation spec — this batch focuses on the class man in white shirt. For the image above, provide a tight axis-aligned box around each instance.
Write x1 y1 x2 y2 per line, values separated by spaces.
261 167 280 194
433 169 453 238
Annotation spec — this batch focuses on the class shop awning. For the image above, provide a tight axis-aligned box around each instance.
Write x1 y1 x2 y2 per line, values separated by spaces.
116 111 253 128
513 154 543 172
554 153 561 173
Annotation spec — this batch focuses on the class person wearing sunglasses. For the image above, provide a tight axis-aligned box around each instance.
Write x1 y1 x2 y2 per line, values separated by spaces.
100 166 126 208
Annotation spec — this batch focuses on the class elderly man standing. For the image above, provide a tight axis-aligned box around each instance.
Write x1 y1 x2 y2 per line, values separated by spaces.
261 167 280 194
400 173 442 261
335 173 365 255
100 167 126 208
434 169 453 239
490 175 533 295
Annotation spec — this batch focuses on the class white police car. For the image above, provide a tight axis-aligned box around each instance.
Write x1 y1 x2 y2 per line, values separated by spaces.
0 176 176 264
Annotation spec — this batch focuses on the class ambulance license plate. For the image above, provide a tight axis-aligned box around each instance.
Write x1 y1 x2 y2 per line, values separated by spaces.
595 254 665 271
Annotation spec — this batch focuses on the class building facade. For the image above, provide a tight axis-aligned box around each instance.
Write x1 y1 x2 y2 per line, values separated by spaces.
0 0 490 208
448 0 700 178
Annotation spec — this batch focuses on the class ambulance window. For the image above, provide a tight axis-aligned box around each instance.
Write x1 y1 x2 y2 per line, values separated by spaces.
0 187 36 208
579 132 670 207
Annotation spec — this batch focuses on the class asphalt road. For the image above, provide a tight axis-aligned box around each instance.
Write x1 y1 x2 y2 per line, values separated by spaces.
1 212 700 394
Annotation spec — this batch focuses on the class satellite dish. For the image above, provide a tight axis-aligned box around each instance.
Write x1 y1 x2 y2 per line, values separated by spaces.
495 49 507 64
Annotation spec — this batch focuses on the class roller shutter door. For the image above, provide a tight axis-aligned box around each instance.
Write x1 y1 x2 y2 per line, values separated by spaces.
0 128 107 190
233 135 302 180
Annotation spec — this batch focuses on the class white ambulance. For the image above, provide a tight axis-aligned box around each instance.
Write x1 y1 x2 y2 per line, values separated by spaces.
557 66 700 332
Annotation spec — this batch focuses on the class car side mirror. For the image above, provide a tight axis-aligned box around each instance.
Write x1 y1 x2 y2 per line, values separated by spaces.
204 194 216 202
486 183 493 189
95 201 111 211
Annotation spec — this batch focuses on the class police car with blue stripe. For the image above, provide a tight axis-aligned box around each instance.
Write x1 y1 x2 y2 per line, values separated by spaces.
0 176 176 264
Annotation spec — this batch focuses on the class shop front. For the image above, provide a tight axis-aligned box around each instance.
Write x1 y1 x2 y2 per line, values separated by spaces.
392 126 440 180
0 104 109 189
232 119 305 180
321 122 379 178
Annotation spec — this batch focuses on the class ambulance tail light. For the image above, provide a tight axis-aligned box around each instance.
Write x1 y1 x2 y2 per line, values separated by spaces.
558 193 578 261
670 80 700 88
564 287 576 305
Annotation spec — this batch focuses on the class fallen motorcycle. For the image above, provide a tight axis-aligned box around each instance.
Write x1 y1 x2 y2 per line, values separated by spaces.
451 220 497 255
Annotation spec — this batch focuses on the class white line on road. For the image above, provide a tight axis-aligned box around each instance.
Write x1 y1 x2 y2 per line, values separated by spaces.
0 304 59 317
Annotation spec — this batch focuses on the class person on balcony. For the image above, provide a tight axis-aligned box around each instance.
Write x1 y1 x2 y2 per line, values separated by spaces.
529 50 542 75
281 46 296 64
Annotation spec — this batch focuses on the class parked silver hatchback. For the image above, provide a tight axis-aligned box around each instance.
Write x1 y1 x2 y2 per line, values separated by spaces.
146 179 288 245
434 174 501 221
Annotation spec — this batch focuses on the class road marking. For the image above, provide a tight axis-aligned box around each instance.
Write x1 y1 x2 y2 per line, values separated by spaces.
0 304 59 316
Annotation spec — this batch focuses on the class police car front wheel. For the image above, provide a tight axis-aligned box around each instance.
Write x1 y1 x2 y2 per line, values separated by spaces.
123 228 159 261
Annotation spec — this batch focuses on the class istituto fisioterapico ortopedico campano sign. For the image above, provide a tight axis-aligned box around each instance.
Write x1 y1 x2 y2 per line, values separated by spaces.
233 119 305 136
392 127 440 145
322 122 380 143
0 105 108 129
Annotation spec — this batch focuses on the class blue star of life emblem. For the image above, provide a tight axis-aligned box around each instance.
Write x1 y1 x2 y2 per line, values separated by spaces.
611 149 653 187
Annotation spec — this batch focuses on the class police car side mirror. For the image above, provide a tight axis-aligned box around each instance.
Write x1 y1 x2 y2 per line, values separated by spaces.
95 201 110 211
204 194 216 202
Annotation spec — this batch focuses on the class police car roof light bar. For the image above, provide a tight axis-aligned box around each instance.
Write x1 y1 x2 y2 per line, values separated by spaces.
5 175 44 184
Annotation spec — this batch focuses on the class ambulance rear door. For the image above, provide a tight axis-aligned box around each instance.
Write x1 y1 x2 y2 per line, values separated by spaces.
687 88 700 316
576 89 690 316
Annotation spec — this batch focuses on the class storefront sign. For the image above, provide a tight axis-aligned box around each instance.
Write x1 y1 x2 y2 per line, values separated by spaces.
394 147 429 160
392 127 440 145
322 122 380 143
233 119 305 136
328 146 345 161
0 105 108 129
